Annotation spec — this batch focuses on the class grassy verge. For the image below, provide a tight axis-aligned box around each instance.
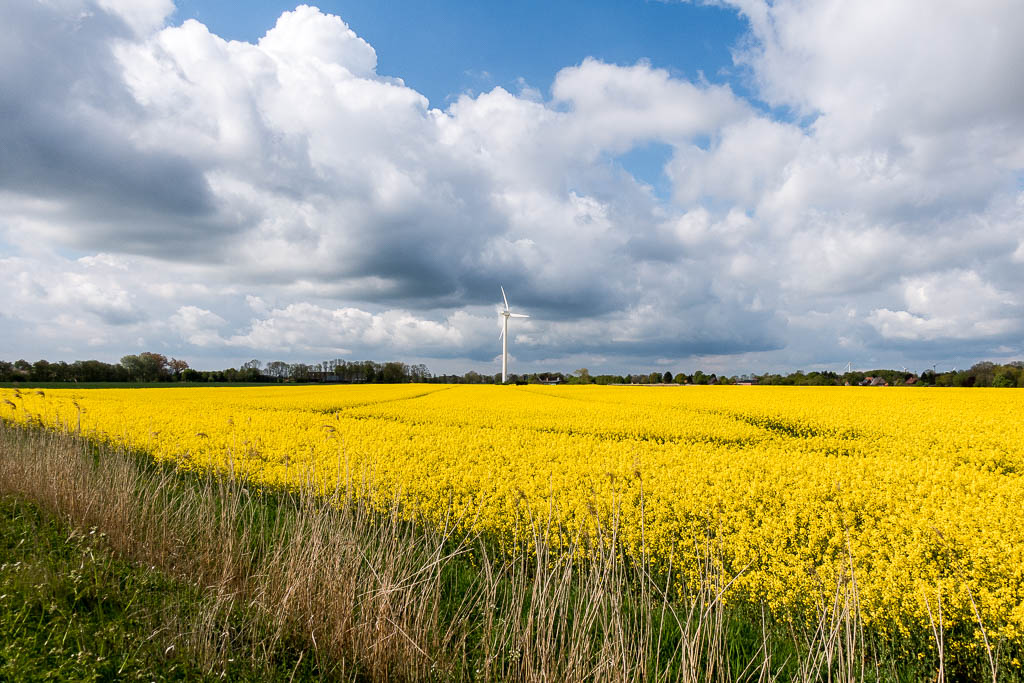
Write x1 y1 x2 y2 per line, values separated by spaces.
0 420 1011 681
0 495 330 681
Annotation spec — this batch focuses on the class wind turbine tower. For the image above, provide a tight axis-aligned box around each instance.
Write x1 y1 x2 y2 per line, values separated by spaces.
499 286 529 383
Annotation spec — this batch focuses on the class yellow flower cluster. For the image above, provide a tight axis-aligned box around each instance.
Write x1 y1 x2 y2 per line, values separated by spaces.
3 384 1023 652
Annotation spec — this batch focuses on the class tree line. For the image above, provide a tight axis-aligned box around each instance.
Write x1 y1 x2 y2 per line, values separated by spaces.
0 354 432 384
2 355 1022 388
493 362 1024 388
743 361 1024 388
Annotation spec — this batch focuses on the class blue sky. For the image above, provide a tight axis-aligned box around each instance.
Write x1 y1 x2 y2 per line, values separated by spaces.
1 1 1022 375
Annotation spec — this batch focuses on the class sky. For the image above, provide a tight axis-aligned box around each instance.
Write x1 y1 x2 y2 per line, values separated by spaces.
1 1 1022 376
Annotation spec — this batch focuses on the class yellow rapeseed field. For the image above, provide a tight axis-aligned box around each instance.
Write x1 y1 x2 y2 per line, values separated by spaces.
2 384 1022 655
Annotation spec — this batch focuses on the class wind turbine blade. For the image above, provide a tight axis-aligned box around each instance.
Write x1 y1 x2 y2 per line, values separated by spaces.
499 327 504 340
500 285 509 311
509 313 529 318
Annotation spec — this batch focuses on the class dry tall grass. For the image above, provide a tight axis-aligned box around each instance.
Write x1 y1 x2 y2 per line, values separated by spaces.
0 420 930 681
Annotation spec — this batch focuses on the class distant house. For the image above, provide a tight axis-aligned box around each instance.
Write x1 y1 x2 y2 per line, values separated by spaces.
859 376 889 387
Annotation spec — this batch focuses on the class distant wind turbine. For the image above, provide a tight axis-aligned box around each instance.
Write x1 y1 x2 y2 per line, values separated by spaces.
499 286 529 383
844 361 853 373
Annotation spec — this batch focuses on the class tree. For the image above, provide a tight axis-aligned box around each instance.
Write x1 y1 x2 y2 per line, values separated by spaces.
120 352 170 382
181 368 203 382
138 352 170 381
663 370 673 384
379 362 408 383
693 370 708 385
30 360 53 382
169 358 189 379
969 361 996 387
266 361 289 379
953 370 974 387
992 365 1019 388
572 368 592 384
50 361 71 382
289 363 311 382
120 354 143 380
673 373 688 384
993 372 1014 388
363 361 379 383
410 363 430 382
238 366 261 382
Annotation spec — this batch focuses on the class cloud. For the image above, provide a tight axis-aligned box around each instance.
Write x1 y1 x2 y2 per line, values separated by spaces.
550 57 749 154
171 305 228 347
202 303 487 359
258 5 378 77
6 254 144 326
669 117 804 208
721 0 1024 218
97 0 174 35
0 4 221 251
0 1 1021 372
730 1 1024 139
867 271 1021 342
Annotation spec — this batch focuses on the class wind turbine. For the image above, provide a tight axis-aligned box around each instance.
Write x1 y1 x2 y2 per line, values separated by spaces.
844 361 853 374
499 286 529 383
